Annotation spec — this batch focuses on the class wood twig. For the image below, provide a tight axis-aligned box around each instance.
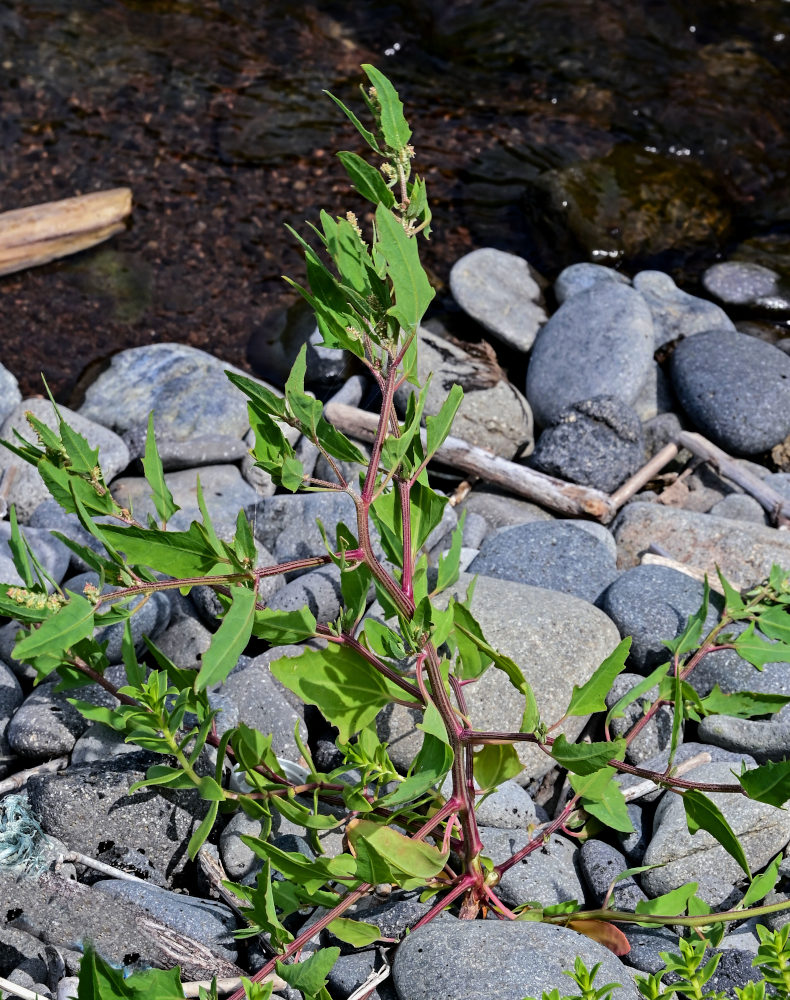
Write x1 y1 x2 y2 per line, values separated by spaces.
0 976 45 1000
0 756 69 797
181 974 287 997
0 189 132 277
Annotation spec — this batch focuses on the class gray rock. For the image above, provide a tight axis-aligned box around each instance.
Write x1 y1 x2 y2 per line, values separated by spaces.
469 521 619 604
266 564 344 626
191 545 283 628
597 564 720 674
459 491 554 533
26 751 212 886
0 660 23 776
92 880 238 962
0 399 130 523
708 493 768 524
615 741 753 803
632 270 735 348
530 396 644 493
607 673 675 765
449 248 547 352
306 325 355 385
28 498 108 573
612 502 790 590
121 422 248 469
631 362 676 422
622 926 685 974
703 261 790 312
617 803 649 864
70 722 141 764
697 714 790 764
0 621 35 683
479 829 584 908
0 362 22 424
642 413 683 458
526 283 654 427
0 520 71 587
706 949 764 998
476 780 538 829
554 263 630 304
392 919 638 1000
111 464 261 540
249 492 357 564
579 840 648 911
395 325 534 459
671 329 790 454
642 759 790 906
7 681 93 757
154 614 213 671
78 342 277 442
0 553 23 587
327 950 387 1000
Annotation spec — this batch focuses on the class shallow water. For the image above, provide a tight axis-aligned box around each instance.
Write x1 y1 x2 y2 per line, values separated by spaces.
1 0 789 399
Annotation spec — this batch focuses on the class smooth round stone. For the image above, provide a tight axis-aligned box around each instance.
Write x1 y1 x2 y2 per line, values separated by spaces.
554 262 630 304
708 493 767 524
0 659 23 776
631 361 676 421
7 681 92 756
703 261 790 311
698 714 790 764
0 362 22 424
468 521 618 604
579 840 648 911
392 919 638 1000
633 270 735 348
526 283 654 427
121 424 248 468
481 829 584 908
530 395 644 493
28 498 107 573
449 248 547 352
670 329 790 454
606 672 675 764
597 564 721 674
78 342 279 442
0 520 71 586
249 491 358 564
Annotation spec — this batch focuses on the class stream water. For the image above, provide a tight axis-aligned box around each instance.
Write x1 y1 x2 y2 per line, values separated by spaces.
1 0 789 400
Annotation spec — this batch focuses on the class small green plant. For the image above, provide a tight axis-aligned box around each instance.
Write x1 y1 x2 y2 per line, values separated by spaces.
3 66 790 1000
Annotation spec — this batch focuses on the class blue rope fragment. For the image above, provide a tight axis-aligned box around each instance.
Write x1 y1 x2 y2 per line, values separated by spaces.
0 793 50 874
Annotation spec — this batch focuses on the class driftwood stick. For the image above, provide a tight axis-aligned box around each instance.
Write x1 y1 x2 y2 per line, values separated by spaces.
676 431 790 528
0 188 132 277
182 974 287 997
0 756 68 797
324 402 617 521
609 443 679 510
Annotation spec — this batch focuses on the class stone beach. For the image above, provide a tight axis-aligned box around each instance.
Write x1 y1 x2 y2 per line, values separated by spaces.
2 251 790 1000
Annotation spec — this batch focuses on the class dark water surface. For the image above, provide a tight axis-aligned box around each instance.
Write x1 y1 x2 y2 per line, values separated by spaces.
2 0 789 400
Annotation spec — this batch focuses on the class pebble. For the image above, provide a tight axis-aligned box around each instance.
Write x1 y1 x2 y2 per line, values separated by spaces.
395 324 534 459
597 564 721 674
248 491 357 564
0 398 130 523
630 361 676 422
0 519 71 586
110 464 263 540
449 247 547 352
392 919 638 1000
612 501 790 590
670 329 790 454
708 492 768 524
579 839 648 911
0 660 23 776
553 262 630 304
265 564 344 625
468 521 619 604
703 261 790 312
154 613 213 671
7 681 92 757
481 829 584 908
632 270 734 348
641 758 790 906
459 490 555 532
529 395 644 493
28 498 108 573
525 282 654 427
78 342 276 442
606 673 675 764
616 803 649 865
121 424 248 469
0 362 22 425
697 713 790 764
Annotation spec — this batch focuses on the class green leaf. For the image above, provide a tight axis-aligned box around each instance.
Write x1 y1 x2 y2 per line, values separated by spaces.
374 203 434 333
566 638 631 717
734 622 790 669
737 758 790 808
252 606 318 644
276 947 340 998
347 819 449 886
381 731 453 807
410 479 448 555
336 150 395 207
741 854 782 908
717 567 747 618
76 943 134 1000
272 795 342 831
7 506 34 588
568 767 633 834
474 743 523 790
754 604 790 644
605 662 669 730
327 917 381 947
233 508 257 567
362 65 412 150
551 735 625 776
269 643 396 742
98 522 224 577
324 89 381 153
13 591 95 660
683 788 751 879
435 513 465 594
188 799 219 860
425 384 463 458
699 685 790 719
635 882 700 917
142 413 179 524
195 585 257 691
122 620 145 688
664 579 710 657
363 619 407 660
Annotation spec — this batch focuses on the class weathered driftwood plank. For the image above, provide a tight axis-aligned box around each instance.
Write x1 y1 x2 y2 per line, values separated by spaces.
0 188 132 276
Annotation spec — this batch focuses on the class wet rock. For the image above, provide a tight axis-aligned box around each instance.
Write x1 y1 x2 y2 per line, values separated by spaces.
540 145 730 260
78 342 275 442
554 263 630 304
111 464 261 540
0 363 22 425
632 270 734 348
641 758 790 906
26 751 212 886
392 919 638 1000
530 395 644 493
597 564 720 674
0 399 130 523
703 261 790 313
525 283 653 427
670 329 790 454
612 502 790 590
449 247 547 352
580 840 648 911
395 325 534 459
469 521 619 604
